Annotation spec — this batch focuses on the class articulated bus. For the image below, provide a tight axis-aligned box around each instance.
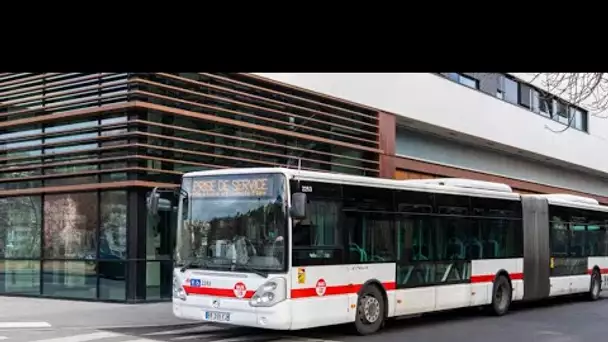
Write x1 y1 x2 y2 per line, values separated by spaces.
148 167 608 335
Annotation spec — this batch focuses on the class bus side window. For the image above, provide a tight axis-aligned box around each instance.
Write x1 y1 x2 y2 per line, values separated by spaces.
343 185 395 264
346 212 395 264
291 181 344 266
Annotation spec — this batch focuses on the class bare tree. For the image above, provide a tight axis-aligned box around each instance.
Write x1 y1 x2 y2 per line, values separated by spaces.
525 73 608 132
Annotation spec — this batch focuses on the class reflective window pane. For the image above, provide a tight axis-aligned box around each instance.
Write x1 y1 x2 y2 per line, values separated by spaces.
42 261 96 299
0 260 40 295
503 77 519 104
146 260 173 300
43 193 98 259
0 196 41 258
100 191 127 260
45 120 98 133
98 261 126 301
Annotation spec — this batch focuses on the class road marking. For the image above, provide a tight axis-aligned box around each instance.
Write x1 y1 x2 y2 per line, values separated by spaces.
0 337 7 340
28 331 123 342
170 333 225 340
144 324 223 336
0 321 52 328
280 338 342 342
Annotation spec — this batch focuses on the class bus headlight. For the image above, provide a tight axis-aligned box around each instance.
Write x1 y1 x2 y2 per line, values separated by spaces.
173 276 187 301
249 277 286 307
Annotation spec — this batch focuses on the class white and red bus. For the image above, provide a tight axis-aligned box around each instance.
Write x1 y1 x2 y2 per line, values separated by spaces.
152 167 608 335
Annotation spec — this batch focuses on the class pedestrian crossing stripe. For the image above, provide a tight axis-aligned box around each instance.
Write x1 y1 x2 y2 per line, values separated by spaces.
0 322 52 329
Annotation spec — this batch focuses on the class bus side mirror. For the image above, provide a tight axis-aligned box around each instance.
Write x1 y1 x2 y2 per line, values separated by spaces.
147 187 160 215
290 192 307 219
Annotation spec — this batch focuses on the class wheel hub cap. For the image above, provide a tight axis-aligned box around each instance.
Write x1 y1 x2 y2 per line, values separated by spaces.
363 296 380 323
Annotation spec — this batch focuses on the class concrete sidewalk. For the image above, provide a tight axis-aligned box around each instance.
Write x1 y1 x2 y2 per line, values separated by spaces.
0 297 195 329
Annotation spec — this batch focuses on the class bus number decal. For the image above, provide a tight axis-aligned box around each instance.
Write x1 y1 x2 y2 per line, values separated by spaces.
316 279 327 296
301 185 313 193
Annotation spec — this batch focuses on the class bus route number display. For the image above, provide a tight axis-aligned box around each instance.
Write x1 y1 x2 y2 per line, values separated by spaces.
192 176 272 198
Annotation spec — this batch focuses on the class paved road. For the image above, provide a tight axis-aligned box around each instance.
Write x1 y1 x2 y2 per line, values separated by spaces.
2 294 607 341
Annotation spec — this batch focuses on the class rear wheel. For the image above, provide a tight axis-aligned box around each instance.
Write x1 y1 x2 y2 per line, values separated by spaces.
490 275 512 316
353 285 385 335
588 270 601 301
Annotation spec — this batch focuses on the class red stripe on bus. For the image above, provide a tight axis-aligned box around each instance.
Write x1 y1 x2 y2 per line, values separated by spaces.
290 282 396 299
588 268 608 275
470 272 523 283
183 286 255 299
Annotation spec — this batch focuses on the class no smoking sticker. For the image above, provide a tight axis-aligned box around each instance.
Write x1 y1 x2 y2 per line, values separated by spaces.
234 282 247 298
315 278 327 296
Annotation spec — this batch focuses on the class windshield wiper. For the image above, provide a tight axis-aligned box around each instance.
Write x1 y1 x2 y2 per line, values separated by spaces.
231 261 269 278
181 257 269 278
204 256 269 278
179 259 205 273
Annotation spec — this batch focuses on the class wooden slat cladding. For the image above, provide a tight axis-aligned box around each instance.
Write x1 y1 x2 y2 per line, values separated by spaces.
131 73 379 148
135 101 379 176
211 73 378 121
0 73 129 122
132 89 377 146
129 72 380 178
0 180 178 197
133 119 378 166
0 72 382 194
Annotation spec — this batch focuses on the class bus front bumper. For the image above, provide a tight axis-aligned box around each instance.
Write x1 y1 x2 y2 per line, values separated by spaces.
172 298 292 330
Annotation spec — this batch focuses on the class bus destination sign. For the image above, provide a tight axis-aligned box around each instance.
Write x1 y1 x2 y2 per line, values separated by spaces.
192 175 273 198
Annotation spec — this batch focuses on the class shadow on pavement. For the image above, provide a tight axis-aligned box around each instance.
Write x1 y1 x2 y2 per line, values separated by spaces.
103 294 605 341
292 293 606 339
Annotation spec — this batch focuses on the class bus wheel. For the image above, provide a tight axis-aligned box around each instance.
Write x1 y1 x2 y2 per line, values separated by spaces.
354 285 385 335
490 275 512 316
588 270 601 301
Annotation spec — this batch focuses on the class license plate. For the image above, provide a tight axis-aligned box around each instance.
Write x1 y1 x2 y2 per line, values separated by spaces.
204 311 231 322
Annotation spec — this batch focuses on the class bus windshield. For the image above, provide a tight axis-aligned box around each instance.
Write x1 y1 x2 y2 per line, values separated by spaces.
175 173 287 273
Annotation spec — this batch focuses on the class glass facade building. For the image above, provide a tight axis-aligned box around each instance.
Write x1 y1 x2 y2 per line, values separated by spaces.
0 73 382 302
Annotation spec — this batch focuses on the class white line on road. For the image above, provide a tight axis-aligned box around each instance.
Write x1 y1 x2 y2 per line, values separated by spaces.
170 333 225 341
0 321 52 328
0 337 7 340
28 331 123 342
277 338 342 342
144 324 223 336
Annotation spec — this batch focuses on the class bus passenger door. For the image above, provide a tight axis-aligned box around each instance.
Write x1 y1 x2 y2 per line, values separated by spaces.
394 216 436 316
290 193 351 329
345 211 398 318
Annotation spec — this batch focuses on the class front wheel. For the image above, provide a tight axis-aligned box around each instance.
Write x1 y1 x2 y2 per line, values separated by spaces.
353 285 385 335
588 270 601 301
490 275 512 316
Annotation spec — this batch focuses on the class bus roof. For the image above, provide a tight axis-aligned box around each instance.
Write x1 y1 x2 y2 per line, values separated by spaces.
183 167 608 212
183 167 520 200
529 194 608 213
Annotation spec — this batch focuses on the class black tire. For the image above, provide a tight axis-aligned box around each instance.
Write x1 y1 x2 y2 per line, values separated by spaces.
490 275 512 316
588 270 601 301
353 285 385 335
